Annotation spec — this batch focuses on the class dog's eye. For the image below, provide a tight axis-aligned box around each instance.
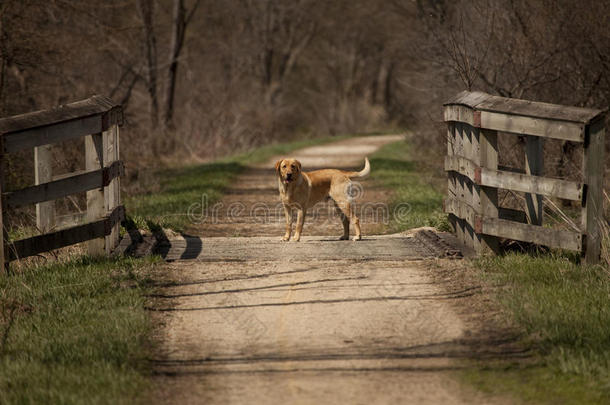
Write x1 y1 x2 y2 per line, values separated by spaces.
291 165 296 169
282 165 286 168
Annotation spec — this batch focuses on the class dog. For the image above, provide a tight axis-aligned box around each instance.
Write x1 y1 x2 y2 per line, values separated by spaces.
275 157 370 241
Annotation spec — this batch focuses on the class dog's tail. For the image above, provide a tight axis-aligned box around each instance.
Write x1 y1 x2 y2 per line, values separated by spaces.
347 157 370 178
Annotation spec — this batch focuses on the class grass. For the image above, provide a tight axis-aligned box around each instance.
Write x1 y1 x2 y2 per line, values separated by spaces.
368 138 450 232
0 255 159 405
461 253 610 404
125 134 358 232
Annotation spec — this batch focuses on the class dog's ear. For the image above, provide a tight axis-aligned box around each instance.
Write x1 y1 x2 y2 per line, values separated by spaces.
275 160 283 173
295 160 302 172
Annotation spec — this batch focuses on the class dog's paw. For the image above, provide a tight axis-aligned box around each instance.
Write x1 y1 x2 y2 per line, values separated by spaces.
292 236 301 242
352 235 362 241
338 235 349 240
282 235 290 241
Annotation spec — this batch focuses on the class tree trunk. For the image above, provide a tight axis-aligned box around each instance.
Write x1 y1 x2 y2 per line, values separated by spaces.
164 0 186 129
137 0 159 126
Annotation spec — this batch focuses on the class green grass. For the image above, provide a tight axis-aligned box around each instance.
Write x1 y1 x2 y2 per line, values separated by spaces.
462 253 610 404
125 134 358 232
0 255 159 405
369 139 450 232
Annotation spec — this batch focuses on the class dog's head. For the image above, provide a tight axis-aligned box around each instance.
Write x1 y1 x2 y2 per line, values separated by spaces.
275 158 302 184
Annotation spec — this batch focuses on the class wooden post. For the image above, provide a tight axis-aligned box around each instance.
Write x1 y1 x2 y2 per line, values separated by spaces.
447 122 457 234
582 118 605 264
474 128 500 253
103 125 120 253
35 145 56 233
525 136 544 225
454 122 467 246
85 133 105 256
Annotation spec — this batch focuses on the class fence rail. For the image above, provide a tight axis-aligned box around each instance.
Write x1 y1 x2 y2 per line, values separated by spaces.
0 96 124 269
444 91 605 264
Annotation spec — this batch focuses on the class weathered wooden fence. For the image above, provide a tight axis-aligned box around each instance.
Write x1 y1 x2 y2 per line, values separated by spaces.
444 91 605 264
0 96 124 269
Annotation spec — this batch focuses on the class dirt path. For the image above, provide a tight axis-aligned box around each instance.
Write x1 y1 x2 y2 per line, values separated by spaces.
149 135 515 404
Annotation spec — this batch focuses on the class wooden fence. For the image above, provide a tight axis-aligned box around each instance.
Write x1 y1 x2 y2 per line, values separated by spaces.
0 96 124 269
444 91 606 264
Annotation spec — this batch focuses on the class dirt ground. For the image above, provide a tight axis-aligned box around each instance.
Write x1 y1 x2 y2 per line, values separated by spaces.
147 135 521 404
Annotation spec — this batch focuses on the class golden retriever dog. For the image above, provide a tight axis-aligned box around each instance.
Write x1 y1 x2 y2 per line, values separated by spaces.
275 157 370 241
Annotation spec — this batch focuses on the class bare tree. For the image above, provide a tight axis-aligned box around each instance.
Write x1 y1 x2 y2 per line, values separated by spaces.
164 0 201 129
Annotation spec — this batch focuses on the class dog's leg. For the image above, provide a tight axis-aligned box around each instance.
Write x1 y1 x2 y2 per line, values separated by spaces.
282 204 292 241
337 201 361 241
333 200 350 240
293 207 306 241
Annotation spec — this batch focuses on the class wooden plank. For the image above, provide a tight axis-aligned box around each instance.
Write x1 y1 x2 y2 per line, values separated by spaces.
444 155 477 180
447 122 457 234
34 144 55 232
445 91 603 124
446 155 582 201
582 118 605 264
5 206 124 261
3 114 103 154
445 197 476 225
479 111 584 142
85 133 105 256
0 95 120 135
104 125 121 253
478 129 500 253
454 123 468 245
4 161 123 208
479 217 581 251
443 104 476 126
525 136 544 225
481 168 581 201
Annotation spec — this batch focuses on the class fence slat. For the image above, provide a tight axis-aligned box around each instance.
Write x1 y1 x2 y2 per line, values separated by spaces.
34 144 55 233
445 155 582 201
85 133 105 256
479 217 581 251
5 161 124 208
478 129 500 252
582 118 605 264
5 206 124 261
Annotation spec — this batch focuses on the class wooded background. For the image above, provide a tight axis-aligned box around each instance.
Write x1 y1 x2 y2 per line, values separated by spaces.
1 0 608 186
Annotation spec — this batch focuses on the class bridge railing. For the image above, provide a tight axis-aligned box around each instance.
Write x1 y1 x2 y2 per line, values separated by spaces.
443 91 606 264
0 96 124 269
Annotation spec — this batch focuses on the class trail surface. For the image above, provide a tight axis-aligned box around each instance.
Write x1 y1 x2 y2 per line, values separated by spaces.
149 135 515 404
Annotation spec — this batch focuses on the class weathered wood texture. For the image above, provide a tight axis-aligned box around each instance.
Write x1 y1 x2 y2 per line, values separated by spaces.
35 145 55 233
582 118 605 264
0 95 124 266
444 155 582 201
85 132 105 256
6 206 124 262
0 96 122 153
444 91 605 263
5 161 123 208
